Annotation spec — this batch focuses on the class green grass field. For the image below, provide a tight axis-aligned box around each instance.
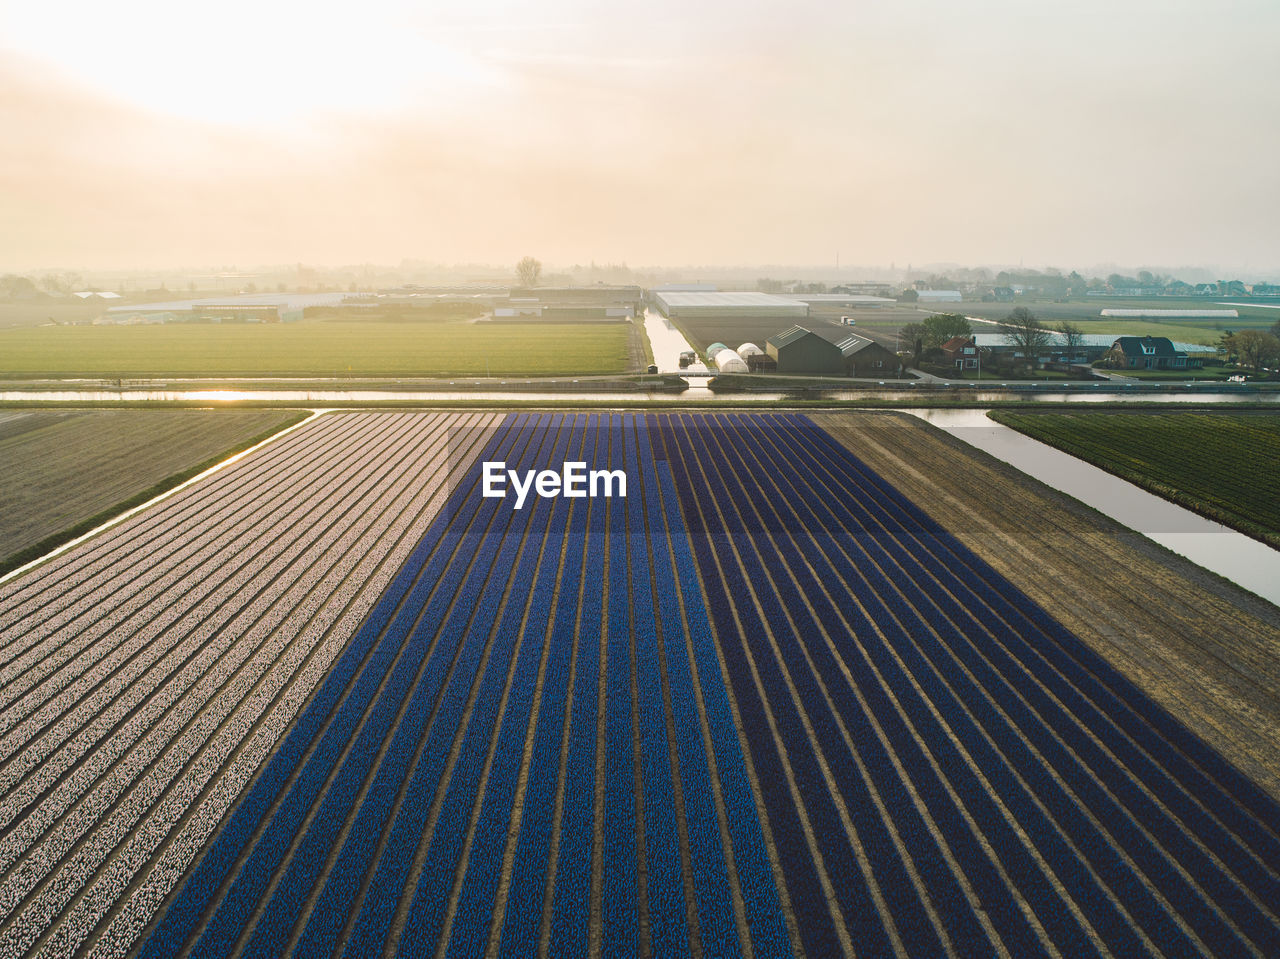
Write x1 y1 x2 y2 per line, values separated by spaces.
0 320 639 377
989 410 1280 547
835 300 1269 348
0 408 303 573
925 366 1082 380
1065 319 1227 342
1100 363 1245 381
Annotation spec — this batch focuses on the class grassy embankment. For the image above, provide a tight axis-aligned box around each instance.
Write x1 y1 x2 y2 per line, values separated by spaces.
918 366 1086 381
989 410 1280 548
1098 363 1255 381
0 409 305 576
0 318 638 378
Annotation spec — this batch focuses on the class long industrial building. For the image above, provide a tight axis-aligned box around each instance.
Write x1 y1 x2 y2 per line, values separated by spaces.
650 291 809 319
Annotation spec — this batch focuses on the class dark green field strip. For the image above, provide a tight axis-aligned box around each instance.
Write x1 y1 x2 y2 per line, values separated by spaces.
0 409 303 573
0 411 78 443
989 411 1280 547
660 411 1280 957
0 412 354 640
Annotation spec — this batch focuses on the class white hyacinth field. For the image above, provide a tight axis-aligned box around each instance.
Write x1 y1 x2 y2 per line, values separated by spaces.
0 412 496 959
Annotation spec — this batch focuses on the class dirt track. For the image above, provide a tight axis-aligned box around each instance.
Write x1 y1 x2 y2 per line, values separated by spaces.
811 411 1280 801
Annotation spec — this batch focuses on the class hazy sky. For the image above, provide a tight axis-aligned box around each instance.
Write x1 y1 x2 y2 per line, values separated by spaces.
3 0 1279 272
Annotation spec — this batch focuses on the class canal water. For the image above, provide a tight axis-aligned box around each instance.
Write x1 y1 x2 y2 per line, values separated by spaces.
3 387 1276 405
909 409 1280 607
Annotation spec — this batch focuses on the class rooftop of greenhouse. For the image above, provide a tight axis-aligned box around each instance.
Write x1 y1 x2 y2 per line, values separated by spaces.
1099 309 1239 318
652 291 808 309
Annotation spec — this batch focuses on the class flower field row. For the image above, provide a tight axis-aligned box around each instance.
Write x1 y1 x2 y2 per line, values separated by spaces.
137 412 789 959
659 411 1280 957
0 412 502 958
4 409 1277 957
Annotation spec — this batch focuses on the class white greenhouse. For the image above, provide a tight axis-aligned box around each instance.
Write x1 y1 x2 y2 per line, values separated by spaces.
713 349 749 373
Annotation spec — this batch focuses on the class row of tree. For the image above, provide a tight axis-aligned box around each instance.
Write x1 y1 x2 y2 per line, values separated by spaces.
900 309 1280 375
1221 327 1280 372
907 268 1268 298
1 273 85 298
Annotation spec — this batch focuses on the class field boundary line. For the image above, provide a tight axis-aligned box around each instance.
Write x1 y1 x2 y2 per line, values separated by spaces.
0 410 344 632
0 414 398 792
0 410 300 575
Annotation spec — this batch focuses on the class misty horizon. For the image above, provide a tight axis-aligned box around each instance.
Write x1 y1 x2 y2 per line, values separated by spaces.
8 260 1280 290
3 0 1278 272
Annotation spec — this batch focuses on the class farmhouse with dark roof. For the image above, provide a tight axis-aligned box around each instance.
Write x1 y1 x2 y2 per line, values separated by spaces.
1105 335 1202 370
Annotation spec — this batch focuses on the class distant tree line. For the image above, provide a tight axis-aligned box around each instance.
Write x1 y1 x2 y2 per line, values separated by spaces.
895 266 1278 300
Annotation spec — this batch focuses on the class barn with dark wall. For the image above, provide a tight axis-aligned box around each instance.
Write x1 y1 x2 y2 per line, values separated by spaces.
837 333 899 376
766 326 844 374
766 326 900 376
